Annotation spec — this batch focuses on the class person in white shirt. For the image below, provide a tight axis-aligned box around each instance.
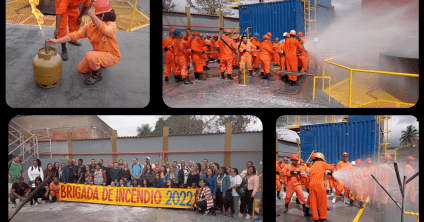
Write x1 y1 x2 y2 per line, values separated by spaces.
228 168 242 219
28 159 44 188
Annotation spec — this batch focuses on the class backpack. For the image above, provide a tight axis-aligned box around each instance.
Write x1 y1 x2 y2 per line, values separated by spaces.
236 176 248 196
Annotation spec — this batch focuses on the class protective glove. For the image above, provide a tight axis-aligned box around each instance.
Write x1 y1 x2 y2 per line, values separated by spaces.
243 49 247 52
257 46 260 50
202 51 205 54
290 171 296 175
327 172 333 176
276 171 280 175
297 171 301 174
164 47 169 51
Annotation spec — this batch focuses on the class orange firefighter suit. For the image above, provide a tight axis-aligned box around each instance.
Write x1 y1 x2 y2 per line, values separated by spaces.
163 36 176 78
405 163 416 203
276 162 282 192
259 41 274 74
298 46 309 72
173 38 190 79
203 41 210 67
217 36 235 76
308 161 334 221
190 38 204 75
209 38 218 60
282 163 306 205
251 38 260 70
239 41 255 72
336 160 352 198
362 165 376 201
283 37 303 81
69 21 121 73
300 164 309 190
272 42 280 66
276 41 286 78
56 0 90 39
182 37 190 73
350 166 364 202
232 40 240 67
281 162 288 189
375 163 391 204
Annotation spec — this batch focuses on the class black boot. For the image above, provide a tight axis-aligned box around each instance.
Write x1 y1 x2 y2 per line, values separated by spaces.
283 204 289 213
349 199 354 207
187 66 190 71
284 187 286 192
277 191 281 199
175 75 183 82
255 68 259 72
307 188 310 193
260 72 265 79
84 69 102 85
249 70 253 76
183 76 193 84
359 201 364 209
266 73 275 81
304 205 311 216
198 73 206 81
194 72 198 80
165 77 169 81
296 198 300 204
227 74 234 80
61 43 68 61
221 72 225 80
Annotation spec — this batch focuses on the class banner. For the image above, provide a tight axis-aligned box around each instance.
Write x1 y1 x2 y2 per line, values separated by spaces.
59 183 196 208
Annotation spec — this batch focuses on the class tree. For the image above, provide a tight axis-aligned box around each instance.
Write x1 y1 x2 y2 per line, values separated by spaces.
150 117 167 135
276 116 287 128
136 124 152 136
211 115 256 132
186 0 234 16
163 0 177 11
399 125 419 146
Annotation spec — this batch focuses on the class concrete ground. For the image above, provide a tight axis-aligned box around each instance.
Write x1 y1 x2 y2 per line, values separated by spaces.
162 62 346 108
277 187 419 222
6 24 149 108
8 200 261 222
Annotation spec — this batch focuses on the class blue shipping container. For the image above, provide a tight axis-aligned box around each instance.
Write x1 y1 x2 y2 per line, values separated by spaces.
349 115 376 122
299 119 381 165
239 0 331 41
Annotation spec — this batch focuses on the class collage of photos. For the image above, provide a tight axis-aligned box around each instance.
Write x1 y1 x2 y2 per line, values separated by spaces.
5 0 419 221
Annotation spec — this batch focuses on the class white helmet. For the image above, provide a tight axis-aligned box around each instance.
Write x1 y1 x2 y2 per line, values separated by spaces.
283 32 288 37
351 161 356 166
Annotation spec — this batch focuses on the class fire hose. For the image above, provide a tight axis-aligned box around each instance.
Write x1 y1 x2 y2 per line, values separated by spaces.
9 179 49 221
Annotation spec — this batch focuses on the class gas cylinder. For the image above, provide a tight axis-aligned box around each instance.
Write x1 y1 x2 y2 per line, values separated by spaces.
33 44 62 88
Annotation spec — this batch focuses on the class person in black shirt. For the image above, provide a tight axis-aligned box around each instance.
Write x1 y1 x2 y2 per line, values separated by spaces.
10 176 30 208
30 177 50 205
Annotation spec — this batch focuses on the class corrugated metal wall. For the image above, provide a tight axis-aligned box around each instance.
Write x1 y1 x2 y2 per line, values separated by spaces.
239 0 331 41
299 120 380 165
277 140 298 159
162 12 239 39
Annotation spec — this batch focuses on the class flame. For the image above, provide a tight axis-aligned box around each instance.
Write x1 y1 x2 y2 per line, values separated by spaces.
29 0 44 36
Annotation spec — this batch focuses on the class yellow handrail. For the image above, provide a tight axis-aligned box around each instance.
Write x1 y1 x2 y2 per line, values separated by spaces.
313 76 331 103
322 58 418 108
404 211 419 222
305 150 315 165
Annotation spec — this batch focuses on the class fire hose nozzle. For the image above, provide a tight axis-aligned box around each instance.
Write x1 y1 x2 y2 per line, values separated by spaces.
45 40 49 54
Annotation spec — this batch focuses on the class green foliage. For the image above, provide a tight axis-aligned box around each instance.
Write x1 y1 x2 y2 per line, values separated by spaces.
163 0 177 11
276 116 287 128
399 125 419 146
136 124 153 136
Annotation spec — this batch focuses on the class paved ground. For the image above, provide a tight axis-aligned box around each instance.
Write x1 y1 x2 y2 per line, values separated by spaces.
162 62 346 108
8 200 261 222
6 24 149 108
277 187 419 222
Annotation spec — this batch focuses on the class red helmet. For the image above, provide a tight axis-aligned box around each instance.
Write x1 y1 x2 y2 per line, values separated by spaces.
278 159 282 163
169 29 176 34
283 157 288 161
366 158 372 163
285 33 291 37
263 35 269 40
297 32 303 36
356 159 363 165
225 29 233 34
406 156 416 162
290 30 296 36
343 152 348 156
290 154 299 161
92 0 112 15
383 154 392 160
300 158 304 163
275 37 279 41
267 32 272 36
213 34 218 38
192 31 201 36
315 152 325 161
306 162 310 165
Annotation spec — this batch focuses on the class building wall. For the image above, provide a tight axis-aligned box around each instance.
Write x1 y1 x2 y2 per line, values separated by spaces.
277 140 299 160
10 115 113 140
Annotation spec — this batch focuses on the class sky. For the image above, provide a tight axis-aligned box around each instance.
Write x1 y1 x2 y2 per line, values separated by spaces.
276 115 418 147
97 115 262 137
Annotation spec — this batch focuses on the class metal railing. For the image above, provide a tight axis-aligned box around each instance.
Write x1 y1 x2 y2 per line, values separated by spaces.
394 141 419 161
322 58 418 108
312 76 331 103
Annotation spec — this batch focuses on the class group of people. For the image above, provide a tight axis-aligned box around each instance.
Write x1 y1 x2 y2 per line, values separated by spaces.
9 156 262 220
163 28 310 86
276 152 417 222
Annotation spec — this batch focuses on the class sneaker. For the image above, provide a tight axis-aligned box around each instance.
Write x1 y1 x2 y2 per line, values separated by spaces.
35 202 39 206
245 214 251 219
203 210 209 216
238 213 244 218
11 204 16 208
332 197 336 204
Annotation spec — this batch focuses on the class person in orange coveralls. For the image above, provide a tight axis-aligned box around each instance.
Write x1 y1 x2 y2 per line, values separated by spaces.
272 38 280 66
375 154 392 214
210 34 219 61
190 31 206 81
276 33 289 80
307 152 334 221
283 30 303 85
202 41 211 71
298 37 309 72
325 164 335 195
182 35 191 76
173 30 192 84
54 0 90 61
251 33 261 73
304 153 315 217
281 157 289 192
329 163 345 204
297 32 303 44
163 29 177 82
276 160 283 199
185 30 193 70
259 35 275 81
239 35 255 77
405 156 416 203
232 36 240 69
336 152 352 204
217 29 236 80
48 0 120 85
350 159 365 208
362 158 376 208
282 154 306 214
